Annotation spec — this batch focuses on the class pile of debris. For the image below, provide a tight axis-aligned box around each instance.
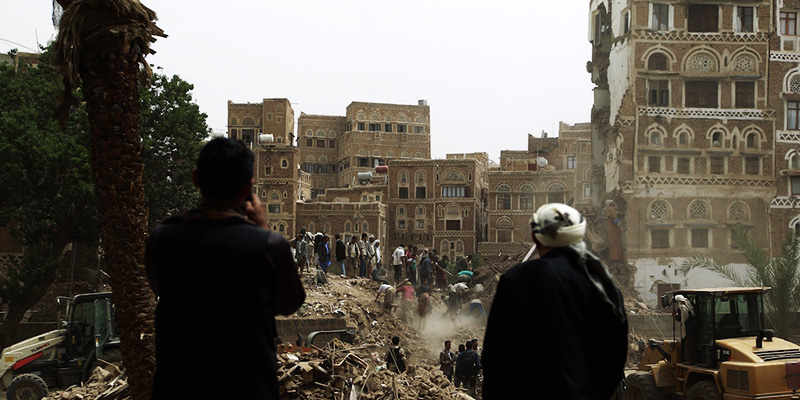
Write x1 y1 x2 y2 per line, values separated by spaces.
44 362 129 400
277 339 471 400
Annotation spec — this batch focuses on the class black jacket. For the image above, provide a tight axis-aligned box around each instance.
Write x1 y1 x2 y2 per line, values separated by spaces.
146 205 305 400
335 239 347 261
481 247 628 400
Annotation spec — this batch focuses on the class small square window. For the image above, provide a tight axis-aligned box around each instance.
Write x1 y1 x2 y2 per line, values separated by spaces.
268 204 280 214
651 229 670 249
745 157 760 175
791 176 800 195
691 228 709 248
737 7 754 33
652 4 670 31
710 157 725 175
648 156 661 173
735 82 755 109
677 158 691 174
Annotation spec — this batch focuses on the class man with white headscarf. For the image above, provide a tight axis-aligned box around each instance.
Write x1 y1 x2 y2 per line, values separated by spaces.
482 203 628 400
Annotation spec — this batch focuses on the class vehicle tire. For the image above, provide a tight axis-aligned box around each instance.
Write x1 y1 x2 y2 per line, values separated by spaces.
7 373 47 400
625 372 665 400
686 380 722 400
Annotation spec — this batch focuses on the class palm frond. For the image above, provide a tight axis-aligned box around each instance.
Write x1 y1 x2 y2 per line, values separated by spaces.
681 256 749 287
54 0 166 90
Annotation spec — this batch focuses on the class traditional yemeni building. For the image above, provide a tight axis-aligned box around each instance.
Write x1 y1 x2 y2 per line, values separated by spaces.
227 99 437 253
385 154 489 262
767 0 800 249
588 0 777 305
297 101 431 197
479 122 593 262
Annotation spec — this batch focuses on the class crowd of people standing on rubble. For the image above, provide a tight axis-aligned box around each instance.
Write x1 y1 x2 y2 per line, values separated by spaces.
147 138 629 400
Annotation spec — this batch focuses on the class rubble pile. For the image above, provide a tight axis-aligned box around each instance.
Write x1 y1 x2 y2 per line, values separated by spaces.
41 243 658 400
45 362 129 400
277 339 469 400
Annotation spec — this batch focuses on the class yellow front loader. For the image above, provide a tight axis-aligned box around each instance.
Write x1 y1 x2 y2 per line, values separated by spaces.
626 287 800 400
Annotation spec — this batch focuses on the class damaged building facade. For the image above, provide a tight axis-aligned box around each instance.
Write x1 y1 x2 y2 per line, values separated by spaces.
588 0 791 305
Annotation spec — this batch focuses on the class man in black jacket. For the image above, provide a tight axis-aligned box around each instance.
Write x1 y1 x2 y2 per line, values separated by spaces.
482 203 628 400
335 233 347 277
146 138 306 400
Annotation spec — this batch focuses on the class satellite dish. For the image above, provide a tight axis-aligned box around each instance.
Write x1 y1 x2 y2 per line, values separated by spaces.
536 157 549 168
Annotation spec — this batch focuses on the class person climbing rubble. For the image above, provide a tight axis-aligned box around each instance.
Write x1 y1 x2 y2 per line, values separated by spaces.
396 280 416 324
375 281 396 315
385 336 407 374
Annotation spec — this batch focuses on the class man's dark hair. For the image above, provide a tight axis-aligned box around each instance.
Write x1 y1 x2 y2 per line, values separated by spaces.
195 138 254 200
392 336 400 345
444 340 451 346
361 233 367 239
335 234 341 239
458 344 465 352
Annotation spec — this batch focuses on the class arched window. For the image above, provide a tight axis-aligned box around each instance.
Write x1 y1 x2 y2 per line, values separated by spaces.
496 184 512 210
689 201 710 220
711 131 724 147
397 206 406 215
496 217 513 228
648 53 669 71
729 202 749 221
649 200 670 220
345 221 351 232
791 153 800 170
650 131 662 145
417 206 426 216
242 116 255 125
745 131 760 149
547 183 566 204
519 184 534 210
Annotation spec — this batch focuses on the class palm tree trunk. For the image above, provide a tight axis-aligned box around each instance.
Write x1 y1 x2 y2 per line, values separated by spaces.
54 2 164 398
80 50 156 400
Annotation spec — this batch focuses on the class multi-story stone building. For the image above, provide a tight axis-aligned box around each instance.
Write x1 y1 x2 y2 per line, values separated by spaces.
297 101 431 197
386 154 489 262
479 122 593 261
228 99 451 261
767 0 800 247
588 0 777 305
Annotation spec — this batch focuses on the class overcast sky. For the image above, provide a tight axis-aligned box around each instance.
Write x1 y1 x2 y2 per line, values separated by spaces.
2 1 593 161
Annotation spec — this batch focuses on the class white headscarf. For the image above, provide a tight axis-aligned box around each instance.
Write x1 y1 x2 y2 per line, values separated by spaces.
529 203 587 248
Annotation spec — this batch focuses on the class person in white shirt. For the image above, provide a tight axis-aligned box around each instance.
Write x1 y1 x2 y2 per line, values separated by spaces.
391 244 406 285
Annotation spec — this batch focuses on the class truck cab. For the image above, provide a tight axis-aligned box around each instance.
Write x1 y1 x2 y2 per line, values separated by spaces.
0 292 120 400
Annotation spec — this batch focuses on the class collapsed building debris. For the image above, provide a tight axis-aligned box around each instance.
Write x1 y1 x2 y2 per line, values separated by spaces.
276 338 469 400
44 362 128 400
41 244 656 399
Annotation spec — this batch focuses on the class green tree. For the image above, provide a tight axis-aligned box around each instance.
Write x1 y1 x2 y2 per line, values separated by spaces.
141 72 208 229
0 50 97 347
682 228 800 337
